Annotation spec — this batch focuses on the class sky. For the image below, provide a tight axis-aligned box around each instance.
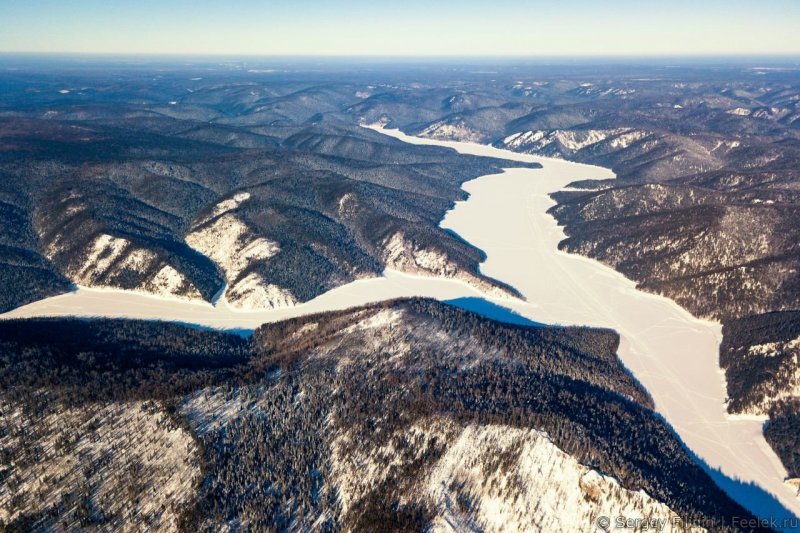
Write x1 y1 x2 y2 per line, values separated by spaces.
0 0 799 57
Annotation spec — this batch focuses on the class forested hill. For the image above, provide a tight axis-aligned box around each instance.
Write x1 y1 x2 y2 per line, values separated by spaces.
0 299 758 531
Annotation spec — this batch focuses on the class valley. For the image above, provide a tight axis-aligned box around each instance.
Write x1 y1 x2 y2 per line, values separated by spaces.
4 126 799 526
2 59 800 531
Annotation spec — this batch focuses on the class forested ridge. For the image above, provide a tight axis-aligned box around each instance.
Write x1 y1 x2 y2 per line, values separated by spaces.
0 300 759 531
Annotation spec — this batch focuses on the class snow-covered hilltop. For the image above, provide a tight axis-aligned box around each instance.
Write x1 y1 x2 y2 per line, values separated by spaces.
0 299 746 530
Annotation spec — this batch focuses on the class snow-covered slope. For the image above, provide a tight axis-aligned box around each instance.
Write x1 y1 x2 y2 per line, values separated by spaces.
497 127 723 182
419 119 488 143
502 128 640 156
331 417 700 533
0 398 200 530
186 193 296 310
330 414 697 532
380 231 508 298
53 232 203 301
423 423 696 533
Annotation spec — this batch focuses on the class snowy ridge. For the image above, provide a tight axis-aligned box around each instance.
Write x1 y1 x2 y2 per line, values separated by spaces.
57 233 202 301
424 423 699 533
383 232 458 277
330 417 697 533
204 191 252 223
187 196 296 310
501 128 649 157
224 272 297 310
186 215 280 283
381 232 508 298
419 119 486 143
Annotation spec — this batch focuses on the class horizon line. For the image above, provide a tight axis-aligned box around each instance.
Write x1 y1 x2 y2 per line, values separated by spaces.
3 51 800 57
1 51 800 64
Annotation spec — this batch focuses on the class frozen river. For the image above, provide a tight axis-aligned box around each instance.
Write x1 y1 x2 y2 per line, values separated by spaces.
3 126 798 525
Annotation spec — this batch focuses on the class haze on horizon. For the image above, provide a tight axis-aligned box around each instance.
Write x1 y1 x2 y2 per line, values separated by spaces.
1 0 799 58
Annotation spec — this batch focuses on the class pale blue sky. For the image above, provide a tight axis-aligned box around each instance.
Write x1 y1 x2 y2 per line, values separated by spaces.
0 0 798 56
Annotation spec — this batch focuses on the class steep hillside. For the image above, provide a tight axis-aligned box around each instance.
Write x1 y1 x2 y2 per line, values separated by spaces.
0 300 757 531
548 187 800 322
721 312 800 415
0 171 71 311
